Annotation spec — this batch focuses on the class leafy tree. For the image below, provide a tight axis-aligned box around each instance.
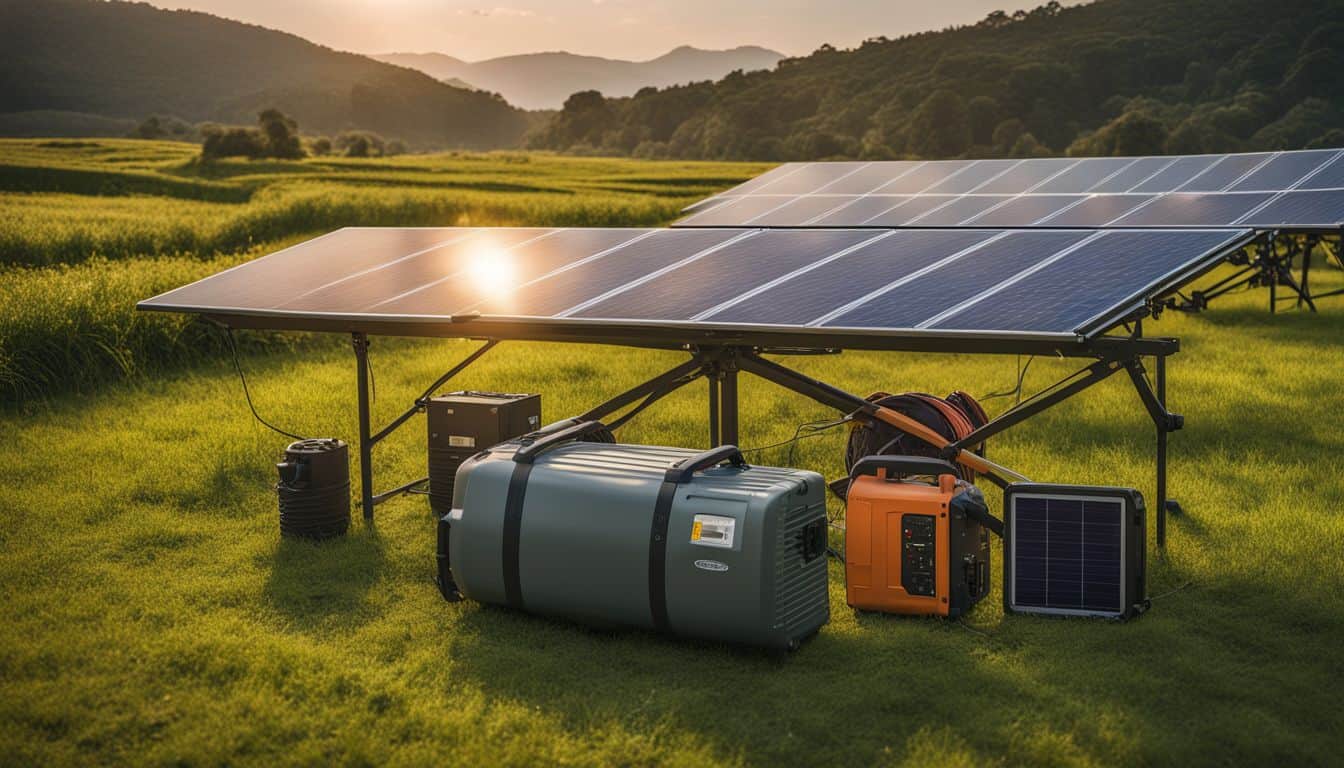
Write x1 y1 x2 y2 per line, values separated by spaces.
135 116 166 140
385 140 407 156
907 90 970 158
200 124 265 159
336 131 386 157
1068 111 1168 156
966 96 1000 147
309 136 332 156
257 108 304 159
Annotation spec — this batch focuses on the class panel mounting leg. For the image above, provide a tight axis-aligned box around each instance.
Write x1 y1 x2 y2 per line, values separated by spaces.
708 372 720 447
720 361 739 446
1155 353 1173 548
352 332 374 520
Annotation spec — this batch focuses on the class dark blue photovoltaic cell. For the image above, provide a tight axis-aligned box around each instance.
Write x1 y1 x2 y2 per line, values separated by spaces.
873 161 973 194
705 230 996 325
1012 496 1123 613
574 229 874 321
370 228 639 315
276 229 552 313
1087 157 1174 193
754 162 868 194
1129 155 1223 193
865 196 959 226
922 160 1019 193
822 163 924 194
933 230 1245 333
963 195 1084 226
1228 149 1339 192
1032 158 1133 193
1108 192 1273 227
974 158 1076 194
680 196 788 226
1037 195 1153 226
1294 152 1344 190
808 196 913 226
826 231 1088 329
1173 153 1271 191
476 229 742 317
905 195 1010 225
1240 190 1344 228
748 196 854 226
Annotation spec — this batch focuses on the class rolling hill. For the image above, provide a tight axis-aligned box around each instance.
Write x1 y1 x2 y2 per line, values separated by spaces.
528 0 1344 160
373 46 785 110
0 0 531 148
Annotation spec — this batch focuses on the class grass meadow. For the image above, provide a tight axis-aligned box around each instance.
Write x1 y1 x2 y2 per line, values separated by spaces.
1 139 1342 766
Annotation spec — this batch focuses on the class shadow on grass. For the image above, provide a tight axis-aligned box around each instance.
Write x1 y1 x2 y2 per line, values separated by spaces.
437 569 1339 765
262 529 385 629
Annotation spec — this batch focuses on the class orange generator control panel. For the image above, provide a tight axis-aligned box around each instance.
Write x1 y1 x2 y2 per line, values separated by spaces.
845 456 1000 617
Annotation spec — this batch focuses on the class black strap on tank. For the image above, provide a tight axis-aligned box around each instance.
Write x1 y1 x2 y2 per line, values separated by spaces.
648 479 677 633
502 462 533 610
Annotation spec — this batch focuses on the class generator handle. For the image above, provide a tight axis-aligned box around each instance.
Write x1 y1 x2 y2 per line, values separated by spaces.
665 445 747 483
851 455 959 482
513 419 609 464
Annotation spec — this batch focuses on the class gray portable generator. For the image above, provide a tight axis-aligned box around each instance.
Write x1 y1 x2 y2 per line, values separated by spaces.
436 420 830 650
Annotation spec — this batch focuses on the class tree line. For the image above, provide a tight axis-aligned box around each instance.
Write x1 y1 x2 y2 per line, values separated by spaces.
527 0 1344 160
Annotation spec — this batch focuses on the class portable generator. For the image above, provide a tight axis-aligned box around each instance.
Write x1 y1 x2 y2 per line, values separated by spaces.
436 420 830 651
426 391 540 517
844 456 1000 617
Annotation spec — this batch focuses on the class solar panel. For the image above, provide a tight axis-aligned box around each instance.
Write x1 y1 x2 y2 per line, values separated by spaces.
680 149 1344 231
928 229 1249 334
1004 485 1146 619
138 225 1254 350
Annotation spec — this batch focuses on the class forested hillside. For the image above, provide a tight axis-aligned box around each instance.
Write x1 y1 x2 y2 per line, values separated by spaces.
529 0 1344 159
0 0 530 148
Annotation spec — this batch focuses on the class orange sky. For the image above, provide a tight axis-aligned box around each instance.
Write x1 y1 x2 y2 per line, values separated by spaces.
145 0 1030 61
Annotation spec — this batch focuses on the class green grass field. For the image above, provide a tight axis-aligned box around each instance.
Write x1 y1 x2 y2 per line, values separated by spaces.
1 139 1342 766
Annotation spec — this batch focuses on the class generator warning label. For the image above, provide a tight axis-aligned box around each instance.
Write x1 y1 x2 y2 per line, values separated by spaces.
690 514 735 549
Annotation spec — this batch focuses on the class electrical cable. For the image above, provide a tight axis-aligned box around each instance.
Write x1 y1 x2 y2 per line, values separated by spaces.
224 327 309 442
739 415 851 461
982 355 1034 404
1149 581 1192 601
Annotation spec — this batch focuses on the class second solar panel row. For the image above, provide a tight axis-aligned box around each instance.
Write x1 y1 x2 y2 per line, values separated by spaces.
678 190 1344 229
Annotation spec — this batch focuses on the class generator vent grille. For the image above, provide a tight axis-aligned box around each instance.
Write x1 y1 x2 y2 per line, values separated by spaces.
773 501 830 633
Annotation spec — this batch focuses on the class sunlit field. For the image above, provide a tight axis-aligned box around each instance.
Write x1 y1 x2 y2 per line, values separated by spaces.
1 139 1341 766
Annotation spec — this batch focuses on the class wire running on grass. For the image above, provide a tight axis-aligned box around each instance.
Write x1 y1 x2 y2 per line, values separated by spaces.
225 327 309 442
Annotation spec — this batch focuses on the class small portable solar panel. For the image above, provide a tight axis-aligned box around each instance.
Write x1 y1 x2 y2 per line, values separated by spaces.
1003 484 1148 620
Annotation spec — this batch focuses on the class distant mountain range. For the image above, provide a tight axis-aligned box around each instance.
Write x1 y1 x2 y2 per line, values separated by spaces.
0 0 530 148
373 46 786 110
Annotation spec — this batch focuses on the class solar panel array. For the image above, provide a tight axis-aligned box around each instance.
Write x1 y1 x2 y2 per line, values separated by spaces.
1009 493 1126 616
138 225 1251 343
677 149 1344 230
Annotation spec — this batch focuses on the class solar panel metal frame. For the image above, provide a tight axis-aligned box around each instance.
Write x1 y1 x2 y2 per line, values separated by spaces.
138 226 1256 357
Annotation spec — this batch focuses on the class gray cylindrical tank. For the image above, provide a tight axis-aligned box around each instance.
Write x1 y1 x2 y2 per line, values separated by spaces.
442 423 830 650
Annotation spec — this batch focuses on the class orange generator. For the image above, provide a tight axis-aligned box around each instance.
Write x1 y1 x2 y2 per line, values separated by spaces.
845 456 1001 617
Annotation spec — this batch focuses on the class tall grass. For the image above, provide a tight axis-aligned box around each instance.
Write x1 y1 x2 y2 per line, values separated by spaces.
0 251 313 403
0 185 694 266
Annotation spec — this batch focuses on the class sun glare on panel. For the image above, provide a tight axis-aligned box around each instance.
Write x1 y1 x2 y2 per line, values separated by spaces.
465 246 518 297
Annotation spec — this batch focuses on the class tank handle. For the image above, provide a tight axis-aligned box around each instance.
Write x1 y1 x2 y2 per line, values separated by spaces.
512 419 610 464
664 445 748 483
